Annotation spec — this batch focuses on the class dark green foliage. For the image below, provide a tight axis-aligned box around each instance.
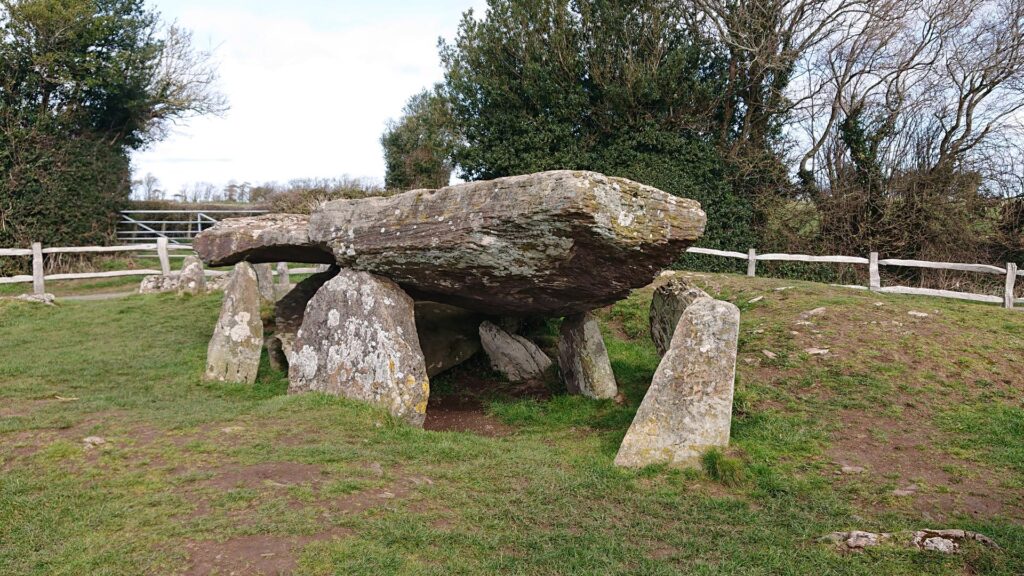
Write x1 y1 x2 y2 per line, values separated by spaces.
381 88 458 191
437 0 758 254
0 124 129 272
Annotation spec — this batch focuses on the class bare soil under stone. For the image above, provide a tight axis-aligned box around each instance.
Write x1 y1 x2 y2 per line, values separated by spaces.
422 359 554 437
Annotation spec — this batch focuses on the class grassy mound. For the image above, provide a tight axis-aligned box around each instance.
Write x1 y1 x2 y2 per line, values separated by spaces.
0 272 1021 574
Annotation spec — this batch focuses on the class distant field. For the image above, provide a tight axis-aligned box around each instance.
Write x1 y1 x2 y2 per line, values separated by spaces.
0 273 1021 575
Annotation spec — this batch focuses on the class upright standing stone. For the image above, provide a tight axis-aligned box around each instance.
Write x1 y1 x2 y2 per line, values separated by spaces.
649 276 710 356
267 266 340 371
288 270 430 427
177 255 207 295
479 321 552 381
204 262 264 384
253 263 276 303
615 298 740 468
557 312 617 399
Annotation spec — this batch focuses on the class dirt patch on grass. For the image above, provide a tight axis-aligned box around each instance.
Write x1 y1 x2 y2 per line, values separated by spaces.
202 461 328 491
827 409 1023 523
183 528 352 576
425 394 514 437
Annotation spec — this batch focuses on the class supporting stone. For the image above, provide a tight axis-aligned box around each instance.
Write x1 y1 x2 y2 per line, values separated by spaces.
615 298 740 468
177 255 206 295
204 262 264 384
253 263 276 303
267 266 340 372
288 270 430 427
479 321 552 382
649 277 710 356
415 302 484 377
557 312 617 399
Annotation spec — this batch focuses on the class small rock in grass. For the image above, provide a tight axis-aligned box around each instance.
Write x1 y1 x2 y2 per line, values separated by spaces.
221 426 244 434
892 484 918 497
840 465 866 474
774 286 795 292
801 307 827 319
748 296 764 303
761 350 777 359
82 436 107 449
873 302 885 307
14 293 56 305
805 348 830 356
921 537 958 553
908 311 929 318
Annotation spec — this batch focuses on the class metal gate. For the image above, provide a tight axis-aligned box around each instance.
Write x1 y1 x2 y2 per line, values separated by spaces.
117 209 267 245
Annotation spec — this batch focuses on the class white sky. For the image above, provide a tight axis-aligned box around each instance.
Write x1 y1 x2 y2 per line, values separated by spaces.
132 0 486 197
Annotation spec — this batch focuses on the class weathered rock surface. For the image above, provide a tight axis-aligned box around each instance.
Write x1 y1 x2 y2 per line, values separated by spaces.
194 213 334 266
204 262 264 384
821 529 998 553
177 256 206 295
557 312 617 399
253 263 276 302
139 273 178 294
415 302 484 377
267 266 340 372
649 276 710 356
195 171 706 316
479 321 552 382
615 298 740 468
288 270 430 427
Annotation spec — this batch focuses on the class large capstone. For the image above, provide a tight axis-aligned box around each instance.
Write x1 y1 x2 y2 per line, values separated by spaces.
615 298 740 468
195 171 706 316
479 321 552 382
557 312 617 399
649 276 710 356
267 266 340 372
288 269 430 427
204 262 264 384
194 213 333 265
177 255 206 295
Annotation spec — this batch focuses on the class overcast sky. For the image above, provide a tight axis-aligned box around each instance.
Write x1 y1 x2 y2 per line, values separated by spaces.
132 0 485 197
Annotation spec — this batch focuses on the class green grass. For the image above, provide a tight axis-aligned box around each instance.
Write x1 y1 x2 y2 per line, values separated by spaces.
0 273 1022 575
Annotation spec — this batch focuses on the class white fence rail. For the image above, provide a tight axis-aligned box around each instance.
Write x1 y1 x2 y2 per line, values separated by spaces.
685 247 1021 309
1 238 322 295
1 238 1020 308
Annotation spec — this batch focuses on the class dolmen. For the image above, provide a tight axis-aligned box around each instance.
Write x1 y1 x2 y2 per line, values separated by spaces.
194 170 739 467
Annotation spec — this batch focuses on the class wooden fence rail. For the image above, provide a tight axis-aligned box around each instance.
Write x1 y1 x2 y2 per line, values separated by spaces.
687 247 1020 309
0 238 324 295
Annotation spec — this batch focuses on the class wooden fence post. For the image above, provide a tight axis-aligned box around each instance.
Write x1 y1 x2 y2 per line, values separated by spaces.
747 249 757 277
276 262 290 288
869 252 880 291
31 242 44 295
1005 262 1018 309
156 237 171 275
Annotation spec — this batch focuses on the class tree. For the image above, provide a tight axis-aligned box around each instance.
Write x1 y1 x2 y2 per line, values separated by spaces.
436 0 757 256
132 172 163 200
381 87 457 190
0 0 225 258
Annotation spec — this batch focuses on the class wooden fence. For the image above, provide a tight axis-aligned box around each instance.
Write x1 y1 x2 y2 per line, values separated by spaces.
0 238 320 295
1 239 1021 308
686 247 1022 309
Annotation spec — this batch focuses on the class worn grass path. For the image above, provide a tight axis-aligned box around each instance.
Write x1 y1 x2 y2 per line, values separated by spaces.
0 272 1022 575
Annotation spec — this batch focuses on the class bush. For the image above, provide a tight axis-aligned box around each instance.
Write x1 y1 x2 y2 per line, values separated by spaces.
0 126 130 273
